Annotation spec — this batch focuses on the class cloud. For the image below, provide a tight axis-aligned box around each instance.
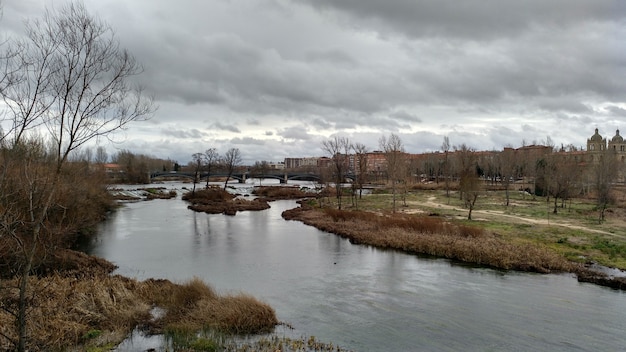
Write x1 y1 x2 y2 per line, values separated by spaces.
161 128 208 139
278 126 314 141
300 0 622 40
212 122 241 133
2 0 624 165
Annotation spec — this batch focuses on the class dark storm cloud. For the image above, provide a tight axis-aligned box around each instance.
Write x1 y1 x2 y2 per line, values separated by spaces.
300 0 623 40
3 0 625 164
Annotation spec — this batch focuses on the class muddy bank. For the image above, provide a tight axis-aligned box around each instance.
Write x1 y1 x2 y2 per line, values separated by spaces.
575 266 626 290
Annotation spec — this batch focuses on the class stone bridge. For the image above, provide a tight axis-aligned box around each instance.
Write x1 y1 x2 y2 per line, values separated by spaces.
149 171 356 184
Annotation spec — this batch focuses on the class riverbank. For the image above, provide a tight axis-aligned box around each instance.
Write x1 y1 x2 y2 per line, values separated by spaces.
0 183 284 351
0 252 278 351
282 201 626 290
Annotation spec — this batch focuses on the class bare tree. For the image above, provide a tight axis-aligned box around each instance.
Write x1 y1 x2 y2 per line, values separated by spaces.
191 152 203 194
543 153 580 214
222 147 242 190
593 149 617 223
380 133 405 213
204 148 219 188
353 142 369 206
94 146 108 164
456 144 481 220
250 160 270 186
322 136 351 209
0 3 153 350
442 136 451 200
499 148 517 206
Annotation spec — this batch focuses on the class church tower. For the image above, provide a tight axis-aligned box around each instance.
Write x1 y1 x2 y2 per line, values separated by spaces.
608 129 626 153
587 128 606 152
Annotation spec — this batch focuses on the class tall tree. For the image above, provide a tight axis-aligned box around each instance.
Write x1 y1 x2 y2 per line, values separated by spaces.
353 142 369 204
380 133 405 213
442 136 451 200
543 153 580 214
191 152 203 194
499 148 517 206
250 160 270 186
593 149 617 223
203 148 220 188
322 136 351 209
94 146 108 164
456 144 481 220
0 3 153 350
222 147 242 190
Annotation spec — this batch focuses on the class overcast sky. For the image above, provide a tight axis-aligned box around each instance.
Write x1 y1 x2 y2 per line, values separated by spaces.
2 0 625 164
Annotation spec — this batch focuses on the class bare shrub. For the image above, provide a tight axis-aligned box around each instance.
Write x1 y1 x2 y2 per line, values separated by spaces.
252 186 311 200
183 188 234 202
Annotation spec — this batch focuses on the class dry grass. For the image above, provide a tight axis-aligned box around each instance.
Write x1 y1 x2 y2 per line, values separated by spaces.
0 275 278 351
284 205 573 274
183 187 235 202
252 186 312 200
137 277 278 335
184 187 271 215
0 274 148 351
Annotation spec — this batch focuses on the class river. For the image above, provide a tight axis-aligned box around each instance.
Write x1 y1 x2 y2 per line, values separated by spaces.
84 182 626 351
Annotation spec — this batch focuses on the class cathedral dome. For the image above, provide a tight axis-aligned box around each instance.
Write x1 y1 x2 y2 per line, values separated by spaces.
590 128 603 141
612 129 623 143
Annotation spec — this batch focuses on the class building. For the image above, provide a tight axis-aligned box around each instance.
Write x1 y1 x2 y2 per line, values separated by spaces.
587 128 626 156
586 128 626 181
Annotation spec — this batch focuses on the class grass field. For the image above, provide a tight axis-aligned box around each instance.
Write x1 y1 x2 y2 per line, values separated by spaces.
348 186 626 270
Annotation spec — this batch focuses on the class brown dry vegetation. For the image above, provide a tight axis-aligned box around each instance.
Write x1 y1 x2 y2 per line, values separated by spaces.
0 273 278 351
285 185 626 289
283 204 574 274
139 277 278 335
184 187 270 215
252 186 313 200
140 187 178 200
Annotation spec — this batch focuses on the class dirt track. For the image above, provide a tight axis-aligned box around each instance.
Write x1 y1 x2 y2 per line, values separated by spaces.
406 196 624 238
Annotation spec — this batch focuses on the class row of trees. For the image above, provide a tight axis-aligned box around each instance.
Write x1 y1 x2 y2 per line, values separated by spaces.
190 147 242 192
320 134 482 217
320 134 621 222
0 2 153 350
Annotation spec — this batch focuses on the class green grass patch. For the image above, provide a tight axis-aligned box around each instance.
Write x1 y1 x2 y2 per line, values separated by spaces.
337 188 626 270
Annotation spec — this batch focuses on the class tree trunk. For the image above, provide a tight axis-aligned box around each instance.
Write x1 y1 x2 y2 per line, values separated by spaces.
392 181 397 213
505 186 510 206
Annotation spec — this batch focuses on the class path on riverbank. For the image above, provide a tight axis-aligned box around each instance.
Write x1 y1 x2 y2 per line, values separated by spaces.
406 196 624 239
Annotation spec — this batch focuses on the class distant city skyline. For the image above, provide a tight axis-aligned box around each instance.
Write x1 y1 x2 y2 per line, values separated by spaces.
2 1 624 164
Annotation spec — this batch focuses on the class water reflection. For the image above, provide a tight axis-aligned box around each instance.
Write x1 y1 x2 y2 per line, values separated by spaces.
88 184 626 351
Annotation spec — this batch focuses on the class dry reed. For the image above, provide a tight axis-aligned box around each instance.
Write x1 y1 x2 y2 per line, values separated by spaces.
184 188 271 215
285 206 573 274
252 186 312 200
0 275 278 351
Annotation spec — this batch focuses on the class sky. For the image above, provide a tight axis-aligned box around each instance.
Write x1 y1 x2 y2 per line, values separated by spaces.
1 0 625 164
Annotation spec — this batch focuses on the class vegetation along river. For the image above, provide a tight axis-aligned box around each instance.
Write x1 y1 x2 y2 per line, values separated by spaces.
83 182 626 351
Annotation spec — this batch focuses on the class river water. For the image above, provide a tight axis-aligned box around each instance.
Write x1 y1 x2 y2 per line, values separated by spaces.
85 182 626 351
